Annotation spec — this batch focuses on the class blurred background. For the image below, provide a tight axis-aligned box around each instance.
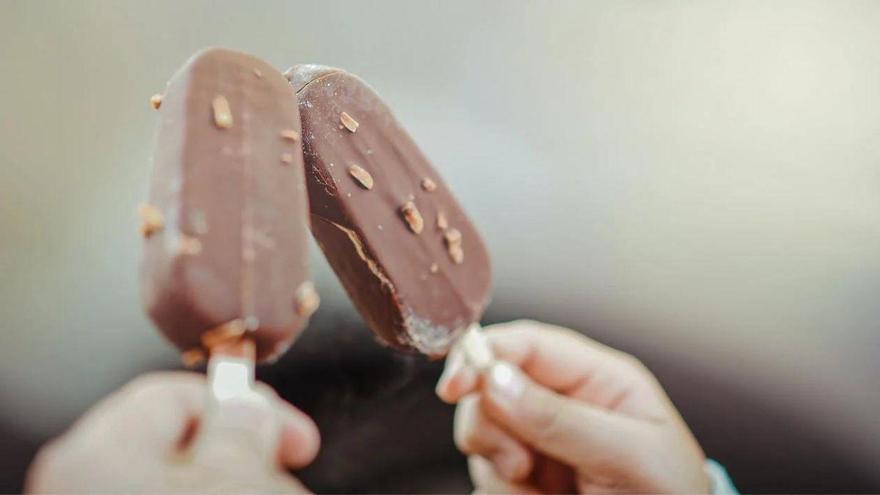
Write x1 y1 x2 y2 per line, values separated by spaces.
2 0 879 492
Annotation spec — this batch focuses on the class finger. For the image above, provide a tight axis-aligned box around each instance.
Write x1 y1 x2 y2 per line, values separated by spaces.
193 373 295 469
454 395 533 482
102 372 207 451
264 385 321 469
482 320 628 390
436 340 479 403
108 372 316 470
469 456 540 495
483 320 665 414
481 361 649 473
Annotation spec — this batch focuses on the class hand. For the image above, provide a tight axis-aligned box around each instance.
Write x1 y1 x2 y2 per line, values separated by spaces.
26 371 319 494
436 320 709 494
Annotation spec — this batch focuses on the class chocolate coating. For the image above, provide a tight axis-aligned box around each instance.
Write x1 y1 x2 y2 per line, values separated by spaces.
141 48 314 362
289 65 491 355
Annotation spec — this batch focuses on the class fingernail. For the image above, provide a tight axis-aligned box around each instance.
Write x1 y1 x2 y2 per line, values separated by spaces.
436 352 464 397
487 362 524 404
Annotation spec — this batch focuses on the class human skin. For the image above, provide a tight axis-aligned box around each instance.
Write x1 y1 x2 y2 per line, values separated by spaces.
26 372 319 494
436 320 710 494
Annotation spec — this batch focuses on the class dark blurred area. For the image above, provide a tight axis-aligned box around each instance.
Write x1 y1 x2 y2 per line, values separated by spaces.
258 312 880 494
2 0 880 493
7 310 875 493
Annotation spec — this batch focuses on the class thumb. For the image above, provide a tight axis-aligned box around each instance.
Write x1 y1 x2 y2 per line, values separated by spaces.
480 362 649 472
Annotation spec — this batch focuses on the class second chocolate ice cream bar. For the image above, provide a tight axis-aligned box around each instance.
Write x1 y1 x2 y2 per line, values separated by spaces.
287 65 491 355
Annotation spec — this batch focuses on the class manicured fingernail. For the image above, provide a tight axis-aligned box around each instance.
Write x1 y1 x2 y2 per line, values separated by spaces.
436 352 465 398
488 362 524 403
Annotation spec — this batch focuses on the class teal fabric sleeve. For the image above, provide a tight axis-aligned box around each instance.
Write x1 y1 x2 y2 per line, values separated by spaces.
705 459 739 495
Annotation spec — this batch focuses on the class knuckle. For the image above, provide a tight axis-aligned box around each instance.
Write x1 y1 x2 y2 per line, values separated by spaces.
253 381 280 401
617 351 648 374
530 400 569 446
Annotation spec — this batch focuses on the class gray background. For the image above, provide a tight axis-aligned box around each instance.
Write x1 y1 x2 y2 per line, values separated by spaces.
1 0 879 491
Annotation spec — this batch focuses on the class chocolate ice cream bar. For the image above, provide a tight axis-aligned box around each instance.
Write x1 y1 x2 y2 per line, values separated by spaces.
141 48 317 362
287 65 491 356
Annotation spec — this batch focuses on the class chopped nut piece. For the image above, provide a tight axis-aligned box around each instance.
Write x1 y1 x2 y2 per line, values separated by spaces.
212 95 233 129
443 228 462 247
436 211 448 230
295 281 320 317
421 178 437 192
280 129 300 142
177 235 202 255
201 319 246 349
150 93 163 110
401 201 424 234
280 153 294 165
253 68 263 78
430 263 439 273
448 245 464 264
181 348 206 368
444 228 464 263
340 111 359 132
138 203 164 238
348 164 374 189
